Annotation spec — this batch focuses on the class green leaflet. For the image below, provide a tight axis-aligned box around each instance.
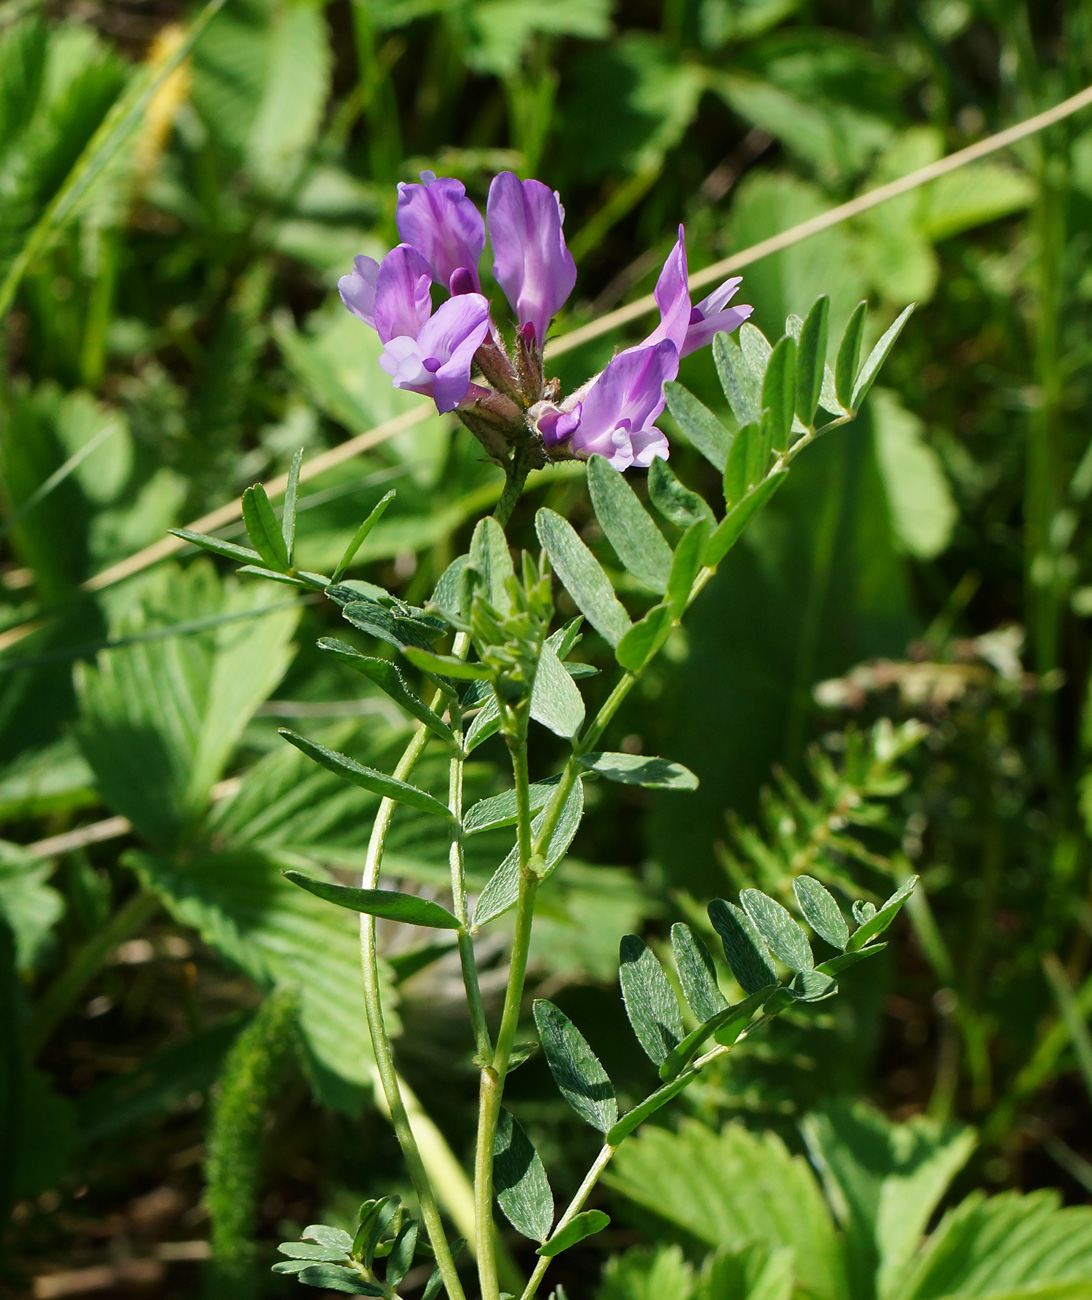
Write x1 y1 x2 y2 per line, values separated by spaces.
331 490 396 583
741 888 814 972
473 778 585 926
401 646 491 681
494 1110 553 1243
587 453 673 593
242 481 289 571
793 876 849 950
851 304 916 410
463 777 562 835
279 730 452 818
530 641 585 737
615 605 673 673
536 508 631 646
664 986 774 1077
578 751 698 790
762 334 796 453
619 934 683 1065
317 639 455 743
339 598 444 654
713 332 762 427
606 1073 694 1146
671 923 728 1022
836 301 868 410
846 876 918 951
708 899 777 995
665 518 710 619
704 469 788 568
536 1211 610 1258
169 529 262 565
283 872 461 930
533 999 617 1133
795 295 829 426
663 382 731 472
647 457 715 531
296 1264 383 1294
280 446 303 566
468 515 515 612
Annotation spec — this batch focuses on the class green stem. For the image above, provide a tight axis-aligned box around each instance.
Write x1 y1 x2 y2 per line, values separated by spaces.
27 888 159 1059
493 451 532 528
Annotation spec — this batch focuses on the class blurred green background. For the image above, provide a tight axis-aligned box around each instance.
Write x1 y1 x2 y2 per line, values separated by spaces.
4 0 1092 1296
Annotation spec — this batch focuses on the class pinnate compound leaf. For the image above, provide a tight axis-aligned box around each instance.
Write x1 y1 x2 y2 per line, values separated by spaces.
530 641 585 738
846 876 917 951
587 454 673 593
704 469 787 568
714 332 761 426
494 1110 553 1243
619 934 683 1065
762 334 796 453
283 872 461 930
793 876 849 950
170 529 262 565
836 300 867 410
473 779 584 926
298 1264 383 1294
664 382 731 471
647 457 715 531
536 1211 610 1258
464 777 561 835
331 490 396 583
851 304 915 410
615 605 673 672
708 899 777 995
578 752 697 790
318 639 454 743
671 924 728 1022
795 295 829 426
279 730 451 818
242 482 289 570
536 508 631 647
741 889 813 972
533 1000 617 1133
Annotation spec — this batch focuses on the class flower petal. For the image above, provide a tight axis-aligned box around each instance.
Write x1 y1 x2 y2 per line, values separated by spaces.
644 226 691 354
373 244 434 345
488 172 576 345
417 294 491 413
397 172 485 292
338 255 381 329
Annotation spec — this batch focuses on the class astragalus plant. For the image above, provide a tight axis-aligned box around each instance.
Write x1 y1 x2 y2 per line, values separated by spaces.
177 168 916 1300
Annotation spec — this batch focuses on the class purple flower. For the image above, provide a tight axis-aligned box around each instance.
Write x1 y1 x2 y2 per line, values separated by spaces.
566 339 678 470
645 226 752 358
487 172 577 347
397 171 486 294
378 292 491 413
338 255 381 328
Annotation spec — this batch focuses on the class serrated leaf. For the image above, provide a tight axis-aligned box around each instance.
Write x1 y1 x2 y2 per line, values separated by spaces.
619 934 683 1064
494 1110 553 1242
536 1211 610 1258
795 296 829 426
742 889 813 973
647 457 715 530
242 482 289 570
298 1263 383 1294
586 454 673 593
703 469 788 568
708 899 777 995
793 876 849 950
665 518 710 619
664 382 731 471
473 779 584 926
836 301 867 409
281 447 303 565
463 778 562 835
534 1000 617 1132
713 332 761 427
615 604 673 673
671 923 728 1022
536 508 631 647
169 529 262 565
331 490 396 583
318 639 454 743
469 516 515 612
846 876 917 951
530 641 585 738
851 304 915 410
283 872 461 930
578 752 697 790
279 730 452 818
762 335 796 454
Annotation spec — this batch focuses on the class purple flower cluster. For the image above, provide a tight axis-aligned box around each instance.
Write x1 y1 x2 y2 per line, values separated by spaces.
339 172 751 470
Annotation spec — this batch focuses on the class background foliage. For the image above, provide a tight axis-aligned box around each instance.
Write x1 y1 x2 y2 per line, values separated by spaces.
2 0 1092 1296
